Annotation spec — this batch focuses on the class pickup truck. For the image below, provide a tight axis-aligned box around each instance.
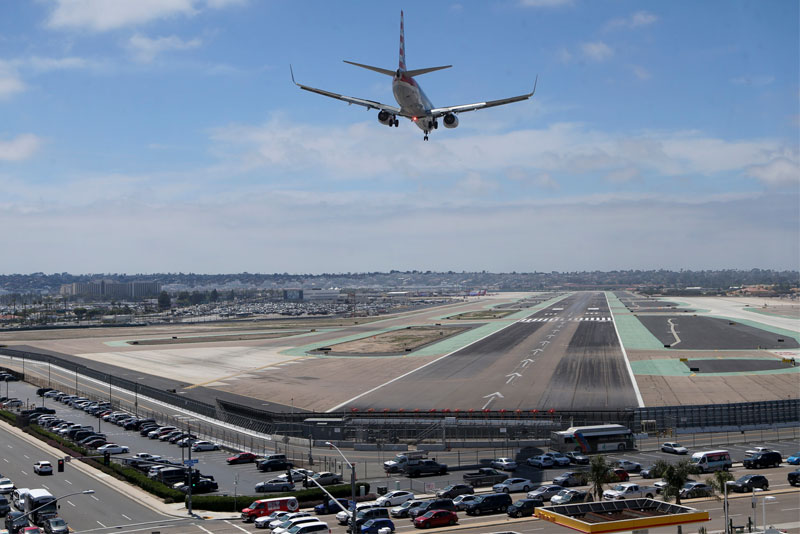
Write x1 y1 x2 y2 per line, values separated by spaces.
602 483 658 500
404 459 447 477
462 468 509 487
384 451 429 473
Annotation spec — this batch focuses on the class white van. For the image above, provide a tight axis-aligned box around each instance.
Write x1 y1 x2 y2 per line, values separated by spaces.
273 516 319 534
690 450 732 473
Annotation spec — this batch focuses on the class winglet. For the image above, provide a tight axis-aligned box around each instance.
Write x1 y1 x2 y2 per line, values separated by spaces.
532 74 538 96
290 64 297 85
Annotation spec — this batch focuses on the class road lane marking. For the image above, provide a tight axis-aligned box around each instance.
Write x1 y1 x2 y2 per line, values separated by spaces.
66 500 75 507
97 521 107 528
20 470 27 475
606 292 644 407
64 479 72 484
42 484 49 490
197 526 214 534
91 494 99 501
781 507 800 511
23 454 29 459
122 514 132 521
224 520 250 533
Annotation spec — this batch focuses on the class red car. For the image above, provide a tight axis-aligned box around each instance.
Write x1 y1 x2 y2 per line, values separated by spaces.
413 510 458 529
612 468 630 482
227 452 259 465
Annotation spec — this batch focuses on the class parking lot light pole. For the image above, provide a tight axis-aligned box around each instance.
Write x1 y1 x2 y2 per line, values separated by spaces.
724 481 735 534
326 441 356 534
761 495 776 531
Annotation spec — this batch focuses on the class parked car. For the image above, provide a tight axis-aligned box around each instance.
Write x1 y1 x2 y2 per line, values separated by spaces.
315 498 353 515
661 442 689 454
255 479 295 493
436 484 473 499
730 474 769 493
527 485 564 502
543 452 571 466
408 499 456 520
788 469 800 487
413 510 458 529
552 471 587 487
679 482 713 499
33 462 53 475
551 489 592 505
743 451 782 469
0 494 10 516
257 458 293 472
376 490 414 507
452 494 479 512
506 498 542 517
787 453 800 465
614 460 642 473
527 456 554 469
360 518 395 534
611 468 630 482
304 472 342 487
493 478 533 494
745 447 775 456
227 452 259 465
176 478 218 494
97 444 130 454
565 451 590 465
389 500 423 519
491 458 518 471
464 493 513 516
191 441 220 452
640 464 665 479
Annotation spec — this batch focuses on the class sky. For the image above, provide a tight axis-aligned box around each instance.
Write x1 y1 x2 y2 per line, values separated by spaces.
1 0 798 275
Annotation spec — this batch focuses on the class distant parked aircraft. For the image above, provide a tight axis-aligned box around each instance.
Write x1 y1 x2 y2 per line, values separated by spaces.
291 11 536 140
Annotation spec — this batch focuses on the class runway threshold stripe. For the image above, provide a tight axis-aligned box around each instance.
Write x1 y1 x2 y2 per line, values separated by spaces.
605 291 645 408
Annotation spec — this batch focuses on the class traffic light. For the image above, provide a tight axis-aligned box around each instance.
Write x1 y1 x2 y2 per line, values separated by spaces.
103 451 110 466
184 470 192 487
57 459 64 472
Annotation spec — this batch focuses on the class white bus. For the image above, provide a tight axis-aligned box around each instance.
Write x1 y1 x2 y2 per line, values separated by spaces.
550 424 635 453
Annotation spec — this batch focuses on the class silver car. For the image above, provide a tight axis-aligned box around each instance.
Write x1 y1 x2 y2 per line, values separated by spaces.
255 478 295 493
191 441 220 452
527 484 564 501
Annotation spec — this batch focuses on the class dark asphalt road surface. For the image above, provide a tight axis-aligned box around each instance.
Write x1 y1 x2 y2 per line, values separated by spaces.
637 315 799 350
349 292 640 411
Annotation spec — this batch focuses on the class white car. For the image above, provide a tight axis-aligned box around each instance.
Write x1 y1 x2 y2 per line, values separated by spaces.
11 488 29 510
131 453 162 461
273 516 320 534
527 455 554 468
543 452 571 466
661 442 688 455
745 447 773 456
97 444 130 454
493 477 533 493
614 459 642 472
491 457 518 471
255 511 291 529
190 441 220 452
0 477 15 494
33 461 53 475
376 490 415 507
268 512 310 530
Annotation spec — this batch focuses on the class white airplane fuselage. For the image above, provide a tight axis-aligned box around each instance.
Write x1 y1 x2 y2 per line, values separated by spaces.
392 75 434 131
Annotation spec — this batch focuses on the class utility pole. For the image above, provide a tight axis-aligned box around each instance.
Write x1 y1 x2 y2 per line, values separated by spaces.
187 424 193 516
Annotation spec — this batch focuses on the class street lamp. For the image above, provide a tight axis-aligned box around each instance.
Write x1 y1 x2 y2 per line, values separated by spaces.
326 441 356 534
761 495 777 531
724 481 736 534
18 489 94 524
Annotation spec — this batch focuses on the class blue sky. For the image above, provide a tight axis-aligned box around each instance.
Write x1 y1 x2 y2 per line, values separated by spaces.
1 0 798 274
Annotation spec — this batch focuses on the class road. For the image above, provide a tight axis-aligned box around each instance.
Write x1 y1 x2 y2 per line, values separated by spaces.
345 292 640 411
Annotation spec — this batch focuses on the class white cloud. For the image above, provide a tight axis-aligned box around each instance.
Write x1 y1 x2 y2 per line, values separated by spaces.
0 61 25 99
581 41 613 62
0 134 42 161
606 11 658 30
745 157 800 187
519 0 573 7
731 75 775 87
26 56 104 72
459 172 499 195
46 0 199 31
127 34 202 63
556 47 572 64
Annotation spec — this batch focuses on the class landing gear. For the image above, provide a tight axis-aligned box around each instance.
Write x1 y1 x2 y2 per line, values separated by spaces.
394 119 399 127
423 133 429 141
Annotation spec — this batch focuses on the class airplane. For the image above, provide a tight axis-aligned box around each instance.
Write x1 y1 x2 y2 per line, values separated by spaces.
290 10 537 141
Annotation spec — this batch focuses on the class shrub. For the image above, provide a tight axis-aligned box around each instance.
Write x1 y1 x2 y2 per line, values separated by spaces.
188 483 371 512
0 409 17 425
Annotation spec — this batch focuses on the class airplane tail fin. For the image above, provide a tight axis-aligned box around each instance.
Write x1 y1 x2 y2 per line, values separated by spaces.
399 10 406 71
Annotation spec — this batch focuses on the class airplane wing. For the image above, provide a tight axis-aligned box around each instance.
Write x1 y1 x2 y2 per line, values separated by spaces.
428 76 537 117
290 66 402 115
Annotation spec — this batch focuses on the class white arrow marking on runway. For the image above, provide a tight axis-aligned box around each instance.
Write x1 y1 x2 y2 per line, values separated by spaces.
482 392 504 410
546 334 556 338
521 359 534 367
532 348 543 354
540 340 550 346
506 372 521 384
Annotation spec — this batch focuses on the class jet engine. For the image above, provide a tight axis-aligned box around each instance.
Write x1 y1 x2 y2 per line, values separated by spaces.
443 113 459 129
378 110 398 127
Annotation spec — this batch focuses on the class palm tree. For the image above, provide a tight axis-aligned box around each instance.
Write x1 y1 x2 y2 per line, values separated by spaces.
587 454 614 501
660 459 698 505
705 470 735 499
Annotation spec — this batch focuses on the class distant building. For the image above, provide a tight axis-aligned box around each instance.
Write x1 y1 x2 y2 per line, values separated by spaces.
60 280 161 299
283 289 303 301
303 289 341 301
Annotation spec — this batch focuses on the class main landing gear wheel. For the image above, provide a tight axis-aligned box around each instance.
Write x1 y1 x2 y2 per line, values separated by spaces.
424 135 428 141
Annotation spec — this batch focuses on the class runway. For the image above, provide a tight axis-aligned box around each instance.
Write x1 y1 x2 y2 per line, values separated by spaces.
339 292 641 411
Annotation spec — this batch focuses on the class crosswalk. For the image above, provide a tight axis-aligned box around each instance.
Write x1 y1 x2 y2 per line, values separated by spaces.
519 316 613 323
